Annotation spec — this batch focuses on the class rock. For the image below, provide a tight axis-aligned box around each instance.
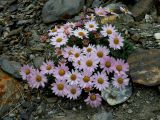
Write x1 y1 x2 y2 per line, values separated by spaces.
130 0 154 21
92 0 102 8
101 84 132 106
131 33 141 42
128 49 160 86
92 108 113 120
33 57 44 68
154 33 160 40
0 59 21 78
42 0 85 23
127 109 133 114
7 27 23 37
0 70 23 117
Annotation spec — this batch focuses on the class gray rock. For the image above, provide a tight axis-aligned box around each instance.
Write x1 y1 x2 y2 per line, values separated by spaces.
92 0 102 8
92 109 113 120
128 49 160 86
101 84 132 106
33 56 44 68
42 0 85 23
3 117 13 120
0 59 21 78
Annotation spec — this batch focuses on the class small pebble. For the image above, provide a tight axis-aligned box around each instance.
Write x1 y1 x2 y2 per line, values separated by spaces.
127 109 133 114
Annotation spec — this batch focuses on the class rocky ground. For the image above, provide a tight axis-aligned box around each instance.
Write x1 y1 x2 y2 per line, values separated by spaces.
0 0 160 120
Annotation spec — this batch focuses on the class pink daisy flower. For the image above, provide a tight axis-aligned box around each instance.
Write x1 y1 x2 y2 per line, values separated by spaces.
50 33 68 47
93 72 109 91
20 65 34 80
29 70 47 89
113 59 129 75
53 64 69 80
48 26 64 36
100 56 115 74
109 33 124 50
84 20 98 31
73 28 89 39
72 59 83 71
40 61 54 75
112 74 129 90
94 7 106 16
66 70 81 85
86 14 95 20
64 22 76 28
83 44 96 55
66 85 82 100
70 46 82 61
95 45 110 61
79 71 93 88
51 79 67 97
55 47 63 57
62 24 73 37
84 93 102 108
62 46 74 59
100 24 116 37
81 54 99 73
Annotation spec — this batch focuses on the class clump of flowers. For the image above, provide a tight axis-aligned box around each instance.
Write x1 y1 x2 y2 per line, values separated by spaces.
20 6 132 108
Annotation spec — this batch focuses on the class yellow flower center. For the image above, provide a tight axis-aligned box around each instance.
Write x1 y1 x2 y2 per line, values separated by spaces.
114 38 119 44
83 76 90 82
105 61 111 68
87 48 92 52
74 53 80 58
97 78 104 84
36 75 42 82
97 51 103 58
78 61 81 65
78 32 85 36
117 78 123 84
86 60 93 67
70 74 77 81
68 50 73 55
70 88 76 94
57 83 64 90
89 24 94 28
56 38 62 43
106 29 112 34
90 94 97 101
116 65 122 71
46 65 52 70
25 69 30 75
51 28 57 32
58 69 65 76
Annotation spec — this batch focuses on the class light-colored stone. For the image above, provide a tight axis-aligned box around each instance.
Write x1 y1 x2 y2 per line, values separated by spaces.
42 0 85 23
128 49 160 86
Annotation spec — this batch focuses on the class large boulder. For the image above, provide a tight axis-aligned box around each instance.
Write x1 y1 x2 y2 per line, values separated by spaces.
128 49 160 86
42 0 85 23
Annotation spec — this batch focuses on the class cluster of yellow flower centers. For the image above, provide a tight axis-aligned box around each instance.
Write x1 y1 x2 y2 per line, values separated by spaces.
25 69 30 75
70 74 77 81
105 61 111 68
83 76 90 82
97 51 103 58
117 78 123 84
97 78 104 84
46 65 52 70
70 88 76 94
36 75 42 82
56 38 62 43
116 65 122 71
59 69 65 76
86 60 93 67
90 94 97 101
78 32 85 37
114 37 119 44
57 83 64 90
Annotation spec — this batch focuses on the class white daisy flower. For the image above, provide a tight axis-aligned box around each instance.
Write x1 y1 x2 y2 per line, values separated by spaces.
50 33 68 47
85 20 98 31
73 28 89 39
